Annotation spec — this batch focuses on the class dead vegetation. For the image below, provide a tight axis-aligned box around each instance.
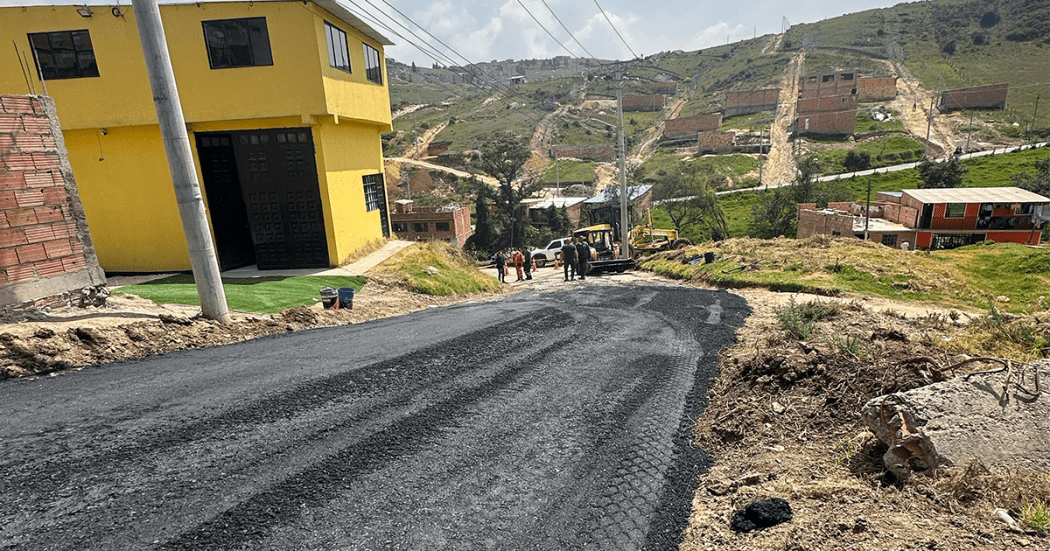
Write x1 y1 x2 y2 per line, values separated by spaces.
681 294 1049 550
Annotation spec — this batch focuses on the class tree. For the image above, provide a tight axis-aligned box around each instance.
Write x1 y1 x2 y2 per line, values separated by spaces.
917 155 968 189
843 150 871 172
546 204 571 236
792 154 822 204
653 168 727 240
469 132 540 248
465 177 493 254
749 186 797 238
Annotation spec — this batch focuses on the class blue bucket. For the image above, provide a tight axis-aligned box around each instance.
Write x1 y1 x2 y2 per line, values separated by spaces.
338 287 355 310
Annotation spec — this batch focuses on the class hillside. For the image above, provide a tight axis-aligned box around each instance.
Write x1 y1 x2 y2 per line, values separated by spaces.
383 0 1049 242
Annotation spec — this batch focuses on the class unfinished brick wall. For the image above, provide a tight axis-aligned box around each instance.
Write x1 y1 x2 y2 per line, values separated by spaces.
621 95 665 112
939 83 1008 111
799 71 858 99
0 94 105 317
664 112 722 138
857 76 897 102
797 204 856 238
724 88 779 118
798 93 859 113
551 144 616 162
697 131 735 151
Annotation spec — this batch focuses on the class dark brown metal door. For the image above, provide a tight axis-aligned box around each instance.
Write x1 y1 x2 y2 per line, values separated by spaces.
230 128 329 269
196 134 256 271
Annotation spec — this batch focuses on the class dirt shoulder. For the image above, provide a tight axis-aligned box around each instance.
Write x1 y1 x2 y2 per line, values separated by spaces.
679 284 1048 550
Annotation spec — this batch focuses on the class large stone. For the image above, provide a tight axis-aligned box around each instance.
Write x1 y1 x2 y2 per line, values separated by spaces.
862 360 1050 479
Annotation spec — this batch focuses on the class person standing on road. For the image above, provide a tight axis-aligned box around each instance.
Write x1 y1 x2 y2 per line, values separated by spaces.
575 236 591 281
559 239 578 281
512 248 525 281
494 249 507 283
522 246 533 280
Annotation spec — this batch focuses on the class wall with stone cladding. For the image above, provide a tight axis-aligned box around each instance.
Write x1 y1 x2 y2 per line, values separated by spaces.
664 112 722 138
696 131 735 151
0 94 105 317
857 76 897 101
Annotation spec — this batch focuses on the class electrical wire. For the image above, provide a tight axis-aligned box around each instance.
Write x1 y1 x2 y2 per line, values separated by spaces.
591 0 639 60
515 0 581 60
539 0 602 64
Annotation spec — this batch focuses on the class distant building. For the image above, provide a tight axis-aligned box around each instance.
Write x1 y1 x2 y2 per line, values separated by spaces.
390 201 472 246
509 75 528 85
621 95 665 112
797 71 859 136
725 88 779 118
664 112 722 139
525 197 587 228
798 187 1050 249
583 185 654 227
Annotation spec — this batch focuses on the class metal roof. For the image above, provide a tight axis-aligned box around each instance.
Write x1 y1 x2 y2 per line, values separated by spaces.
584 185 653 204
902 187 1050 204
528 197 588 210
5 0 393 46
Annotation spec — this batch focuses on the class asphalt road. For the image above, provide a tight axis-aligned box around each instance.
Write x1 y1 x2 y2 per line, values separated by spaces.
0 281 749 550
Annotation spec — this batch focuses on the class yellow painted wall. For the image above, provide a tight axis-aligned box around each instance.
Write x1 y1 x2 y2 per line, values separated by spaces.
1 2 393 272
314 118 388 263
0 2 389 130
65 126 191 272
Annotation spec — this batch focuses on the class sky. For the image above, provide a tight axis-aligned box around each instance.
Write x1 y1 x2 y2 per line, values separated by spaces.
370 0 906 66
2 0 907 65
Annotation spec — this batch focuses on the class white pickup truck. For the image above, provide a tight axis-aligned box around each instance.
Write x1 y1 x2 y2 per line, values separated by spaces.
529 237 572 268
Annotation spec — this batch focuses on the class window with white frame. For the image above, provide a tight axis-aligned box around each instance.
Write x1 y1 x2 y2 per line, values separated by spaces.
325 21 350 73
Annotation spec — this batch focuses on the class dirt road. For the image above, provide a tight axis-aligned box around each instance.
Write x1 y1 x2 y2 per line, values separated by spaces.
0 281 748 550
762 52 805 186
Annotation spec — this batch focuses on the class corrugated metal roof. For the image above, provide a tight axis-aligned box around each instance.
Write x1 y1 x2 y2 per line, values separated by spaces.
529 197 587 209
7 0 394 46
902 187 1050 204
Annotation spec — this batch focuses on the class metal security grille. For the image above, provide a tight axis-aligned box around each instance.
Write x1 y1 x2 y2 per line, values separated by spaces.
363 174 383 212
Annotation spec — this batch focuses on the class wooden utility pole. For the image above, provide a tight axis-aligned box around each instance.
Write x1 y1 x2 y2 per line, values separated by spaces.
132 0 231 323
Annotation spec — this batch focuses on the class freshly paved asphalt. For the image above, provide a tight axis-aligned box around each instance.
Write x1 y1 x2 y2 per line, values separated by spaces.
0 281 749 550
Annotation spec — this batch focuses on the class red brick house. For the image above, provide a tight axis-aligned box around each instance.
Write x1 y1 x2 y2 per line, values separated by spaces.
390 200 472 246
798 187 1050 249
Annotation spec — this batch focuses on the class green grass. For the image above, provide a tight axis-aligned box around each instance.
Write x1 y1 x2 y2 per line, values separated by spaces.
541 160 599 186
814 134 927 174
113 275 368 314
720 110 776 132
370 241 503 295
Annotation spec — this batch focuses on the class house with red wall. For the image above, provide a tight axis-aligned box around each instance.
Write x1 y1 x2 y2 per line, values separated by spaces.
797 187 1049 249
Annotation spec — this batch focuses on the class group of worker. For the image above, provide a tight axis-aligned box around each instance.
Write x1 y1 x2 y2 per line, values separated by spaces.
492 236 593 283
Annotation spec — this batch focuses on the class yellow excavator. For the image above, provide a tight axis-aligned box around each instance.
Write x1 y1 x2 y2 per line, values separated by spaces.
629 210 692 256
569 212 691 274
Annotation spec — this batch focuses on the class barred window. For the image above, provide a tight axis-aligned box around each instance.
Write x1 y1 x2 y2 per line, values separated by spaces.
881 234 898 246
28 30 99 80
412 222 428 232
363 43 382 84
362 173 383 212
325 21 351 73
392 223 408 232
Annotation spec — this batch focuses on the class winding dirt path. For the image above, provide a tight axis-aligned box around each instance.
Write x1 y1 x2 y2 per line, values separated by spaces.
884 61 955 157
762 52 805 186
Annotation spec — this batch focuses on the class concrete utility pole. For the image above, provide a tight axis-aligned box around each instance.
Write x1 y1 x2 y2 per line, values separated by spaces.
616 75 630 260
924 95 935 158
132 0 231 323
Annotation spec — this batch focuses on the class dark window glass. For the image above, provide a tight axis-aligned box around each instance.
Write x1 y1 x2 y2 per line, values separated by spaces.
202 17 273 69
945 203 967 218
392 223 408 232
436 222 450 232
363 173 383 212
325 21 351 73
412 222 428 232
27 30 99 80
364 43 382 84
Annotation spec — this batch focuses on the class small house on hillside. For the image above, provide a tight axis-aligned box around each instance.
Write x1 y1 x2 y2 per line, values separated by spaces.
390 200 472 246
1 0 394 272
798 187 1050 249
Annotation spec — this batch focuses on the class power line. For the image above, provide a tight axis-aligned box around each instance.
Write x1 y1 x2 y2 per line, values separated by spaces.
591 0 639 60
515 0 581 60
539 0 602 63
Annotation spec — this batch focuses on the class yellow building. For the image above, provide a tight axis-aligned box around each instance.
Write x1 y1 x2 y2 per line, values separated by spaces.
0 0 393 271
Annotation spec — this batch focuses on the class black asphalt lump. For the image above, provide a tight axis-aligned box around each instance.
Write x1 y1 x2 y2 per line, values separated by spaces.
730 498 793 533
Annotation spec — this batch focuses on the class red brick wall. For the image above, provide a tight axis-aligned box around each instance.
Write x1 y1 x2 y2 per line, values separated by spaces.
883 203 919 227
857 76 897 101
797 205 856 238
665 112 722 138
797 110 856 135
621 95 665 112
798 94 858 113
940 83 1008 111
0 95 105 314
390 205 473 246
799 72 857 98
724 88 779 118
930 203 980 230
986 230 1041 246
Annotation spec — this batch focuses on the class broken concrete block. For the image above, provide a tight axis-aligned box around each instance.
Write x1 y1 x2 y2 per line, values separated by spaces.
862 360 1050 479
